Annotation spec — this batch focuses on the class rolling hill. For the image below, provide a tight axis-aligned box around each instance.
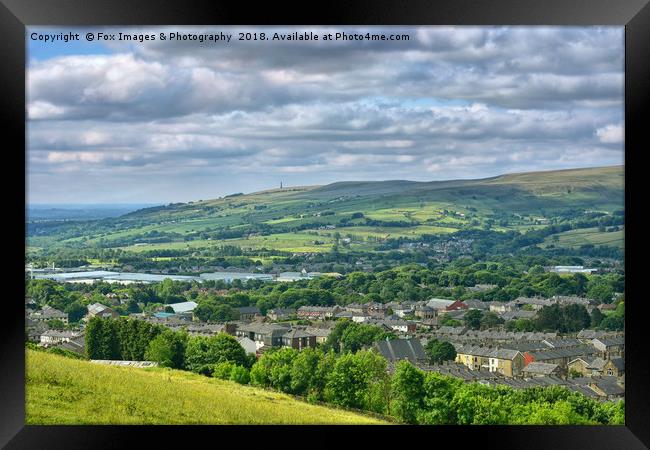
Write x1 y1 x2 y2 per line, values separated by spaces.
26 165 624 254
25 350 387 425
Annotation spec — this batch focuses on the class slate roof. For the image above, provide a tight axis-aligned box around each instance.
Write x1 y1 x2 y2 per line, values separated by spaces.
41 329 77 339
542 338 584 348
436 326 467 335
374 338 426 363
527 345 597 361
168 301 198 313
87 303 111 315
500 310 537 321
577 330 621 340
489 348 522 360
512 296 553 306
592 336 625 347
54 335 85 354
501 341 549 352
304 327 331 337
37 305 68 319
282 329 314 339
268 308 295 316
590 377 625 396
463 300 490 310
523 362 560 375
237 323 290 339
609 357 625 372
455 344 494 358
297 306 339 313
426 298 455 310
586 357 608 370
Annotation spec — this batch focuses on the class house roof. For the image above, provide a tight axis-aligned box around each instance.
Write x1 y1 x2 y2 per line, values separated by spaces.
41 329 77 338
38 305 68 319
304 327 331 337
592 336 625 347
589 377 625 396
577 329 621 340
169 301 198 313
608 357 625 372
523 362 560 375
374 338 426 363
455 345 494 358
282 329 314 339
268 308 295 315
463 300 490 310
445 300 469 311
542 338 584 348
297 305 339 312
527 345 597 361
500 310 537 321
489 348 522 360
238 323 290 336
436 326 467 335
426 298 455 310
87 303 111 315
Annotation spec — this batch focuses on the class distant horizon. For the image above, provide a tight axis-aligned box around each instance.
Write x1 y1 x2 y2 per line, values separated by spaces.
28 203 163 208
27 26 624 204
26 163 622 206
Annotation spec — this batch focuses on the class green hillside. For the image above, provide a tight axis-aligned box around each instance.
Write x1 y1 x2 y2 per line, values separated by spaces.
26 165 624 254
25 350 387 425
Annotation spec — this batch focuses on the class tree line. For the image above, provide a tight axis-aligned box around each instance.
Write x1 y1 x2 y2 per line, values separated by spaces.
81 317 622 425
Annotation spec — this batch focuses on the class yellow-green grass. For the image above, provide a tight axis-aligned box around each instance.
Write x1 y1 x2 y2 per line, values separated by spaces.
119 232 337 254
26 350 387 425
229 233 337 253
361 204 475 223
333 225 456 240
541 227 624 249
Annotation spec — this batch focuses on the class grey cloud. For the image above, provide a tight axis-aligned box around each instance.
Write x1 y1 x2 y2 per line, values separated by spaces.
26 26 624 203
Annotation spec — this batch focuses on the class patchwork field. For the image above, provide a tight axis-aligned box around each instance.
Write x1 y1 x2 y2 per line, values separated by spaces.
27 166 624 255
541 227 625 249
26 350 387 425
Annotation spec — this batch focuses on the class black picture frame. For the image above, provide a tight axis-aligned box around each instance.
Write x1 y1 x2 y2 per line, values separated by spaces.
2 0 648 448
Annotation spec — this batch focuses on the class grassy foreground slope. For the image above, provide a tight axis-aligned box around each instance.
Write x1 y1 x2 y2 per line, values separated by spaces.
25 351 386 425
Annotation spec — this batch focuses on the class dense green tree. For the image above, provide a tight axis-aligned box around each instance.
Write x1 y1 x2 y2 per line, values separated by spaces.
144 329 187 369
562 304 591 332
587 283 614 304
417 371 463 424
184 333 249 374
229 365 251 384
249 347 298 393
391 361 425 423
85 317 120 360
480 312 505 329
46 319 65 330
506 318 536 332
324 350 388 412
425 339 457 364
290 348 323 396
599 315 624 331
590 308 605 328
212 361 236 379
64 301 87 323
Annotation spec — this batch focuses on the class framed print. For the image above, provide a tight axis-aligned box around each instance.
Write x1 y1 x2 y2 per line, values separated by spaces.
2 0 649 448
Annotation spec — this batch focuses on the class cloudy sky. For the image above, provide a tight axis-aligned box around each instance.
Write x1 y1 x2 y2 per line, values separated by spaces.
27 26 624 204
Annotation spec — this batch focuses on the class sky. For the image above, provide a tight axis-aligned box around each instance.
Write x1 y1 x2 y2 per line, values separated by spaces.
26 26 624 204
